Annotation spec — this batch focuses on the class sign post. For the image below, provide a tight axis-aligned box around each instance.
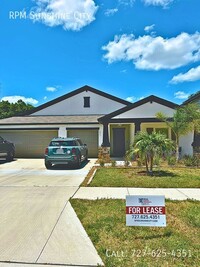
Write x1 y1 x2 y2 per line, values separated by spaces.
126 195 166 227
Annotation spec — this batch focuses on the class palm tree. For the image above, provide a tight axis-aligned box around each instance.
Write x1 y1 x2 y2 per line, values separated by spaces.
128 131 174 175
157 103 200 162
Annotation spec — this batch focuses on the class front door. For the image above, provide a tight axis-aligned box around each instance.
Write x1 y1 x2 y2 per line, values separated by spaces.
113 128 125 157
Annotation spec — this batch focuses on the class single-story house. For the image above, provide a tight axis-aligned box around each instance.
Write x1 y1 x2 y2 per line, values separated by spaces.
0 85 195 158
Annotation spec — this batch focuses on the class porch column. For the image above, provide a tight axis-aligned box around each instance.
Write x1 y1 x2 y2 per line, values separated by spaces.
134 121 141 134
101 122 110 147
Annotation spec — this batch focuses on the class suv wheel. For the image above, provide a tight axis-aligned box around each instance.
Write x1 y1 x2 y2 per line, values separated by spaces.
45 161 52 169
76 156 81 169
6 150 14 162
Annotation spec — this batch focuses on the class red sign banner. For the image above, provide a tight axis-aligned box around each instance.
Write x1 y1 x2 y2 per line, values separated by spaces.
126 206 166 215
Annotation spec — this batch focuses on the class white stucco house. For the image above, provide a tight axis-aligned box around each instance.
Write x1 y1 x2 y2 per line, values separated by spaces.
0 85 195 158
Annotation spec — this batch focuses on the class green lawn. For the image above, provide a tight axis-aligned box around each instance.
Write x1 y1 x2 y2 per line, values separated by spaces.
71 199 200 267
84 167 200 188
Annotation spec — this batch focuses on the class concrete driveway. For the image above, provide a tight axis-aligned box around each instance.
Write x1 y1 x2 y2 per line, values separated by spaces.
0 159 103 267
0 159 93 187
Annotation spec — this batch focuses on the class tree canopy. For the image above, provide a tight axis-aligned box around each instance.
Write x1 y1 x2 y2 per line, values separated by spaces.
0 100 34 119
188 91 200 100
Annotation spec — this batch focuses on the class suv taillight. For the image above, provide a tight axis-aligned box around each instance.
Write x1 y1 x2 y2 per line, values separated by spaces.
45 147 48 155
72 148 76 155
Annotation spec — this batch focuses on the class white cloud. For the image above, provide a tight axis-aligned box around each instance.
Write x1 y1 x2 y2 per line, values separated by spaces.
120 69 127 73
126 96 144 102
126 96 136 102
44 96 48 100
31 0 98 31
170 66 200 84
144 24 155 32
174 91 190 100
118 0 135 7
1 96 38 105
139 96 145 100
104 8 118 17
142 0 173 7
102 32 200 71
46 86 57 92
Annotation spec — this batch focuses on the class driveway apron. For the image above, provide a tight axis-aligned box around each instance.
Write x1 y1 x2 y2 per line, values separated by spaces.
0 159 102 266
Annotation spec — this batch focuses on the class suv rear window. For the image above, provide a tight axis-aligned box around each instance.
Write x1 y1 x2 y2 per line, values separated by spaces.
50 140 77 146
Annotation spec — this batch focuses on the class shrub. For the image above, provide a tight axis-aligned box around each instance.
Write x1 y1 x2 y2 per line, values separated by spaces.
111 160 116 167
136 157 144 167
167 156 176 166
183 155 200 167
124 160 130 167
184 155 194 167
99 159 105 167
124 154 131 167
154 155 161 166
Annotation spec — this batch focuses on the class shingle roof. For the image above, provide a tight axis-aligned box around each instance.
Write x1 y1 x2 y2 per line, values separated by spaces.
0 115 101 125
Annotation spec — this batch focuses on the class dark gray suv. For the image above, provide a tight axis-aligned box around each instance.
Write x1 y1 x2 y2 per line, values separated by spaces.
0 136 15 162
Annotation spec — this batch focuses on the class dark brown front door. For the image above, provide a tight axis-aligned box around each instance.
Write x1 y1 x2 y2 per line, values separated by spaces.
113 128 125 157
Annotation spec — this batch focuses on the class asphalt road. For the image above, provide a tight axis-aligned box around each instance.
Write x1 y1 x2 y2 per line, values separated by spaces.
0 158 102 267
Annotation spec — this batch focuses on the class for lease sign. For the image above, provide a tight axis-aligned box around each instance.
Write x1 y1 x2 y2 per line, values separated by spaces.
126 195 166 227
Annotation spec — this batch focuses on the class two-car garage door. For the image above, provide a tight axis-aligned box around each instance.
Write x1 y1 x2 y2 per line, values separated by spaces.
0 129 98 158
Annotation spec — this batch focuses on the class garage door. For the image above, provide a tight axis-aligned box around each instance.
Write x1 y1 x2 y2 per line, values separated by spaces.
0 130 58 158
68 129 98 157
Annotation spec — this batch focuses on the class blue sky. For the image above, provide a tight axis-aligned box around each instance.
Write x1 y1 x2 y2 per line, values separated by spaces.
0 0 200 106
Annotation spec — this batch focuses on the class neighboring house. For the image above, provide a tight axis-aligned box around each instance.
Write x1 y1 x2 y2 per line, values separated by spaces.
0 85 194 158
183 91 200 154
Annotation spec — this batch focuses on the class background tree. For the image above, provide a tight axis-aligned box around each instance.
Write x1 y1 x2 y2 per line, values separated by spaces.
0 100 34 119
185 91 200 102
156 103 200 162
127 131 174 175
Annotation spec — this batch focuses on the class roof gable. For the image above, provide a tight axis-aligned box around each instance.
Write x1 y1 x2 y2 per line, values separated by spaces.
183 91 200 105
26 85 130 116
99 95 179 122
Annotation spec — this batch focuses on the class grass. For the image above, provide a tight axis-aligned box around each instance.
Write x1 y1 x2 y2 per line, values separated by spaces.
71 199 200 267
82 167 200 188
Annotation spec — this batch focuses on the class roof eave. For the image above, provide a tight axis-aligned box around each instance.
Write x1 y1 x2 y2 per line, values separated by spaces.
98 95 179 123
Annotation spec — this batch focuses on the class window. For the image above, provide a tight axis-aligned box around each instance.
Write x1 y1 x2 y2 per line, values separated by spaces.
50 141 76 146
84 97 90 108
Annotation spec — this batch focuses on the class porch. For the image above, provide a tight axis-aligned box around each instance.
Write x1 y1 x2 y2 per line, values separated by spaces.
100 121 193 157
